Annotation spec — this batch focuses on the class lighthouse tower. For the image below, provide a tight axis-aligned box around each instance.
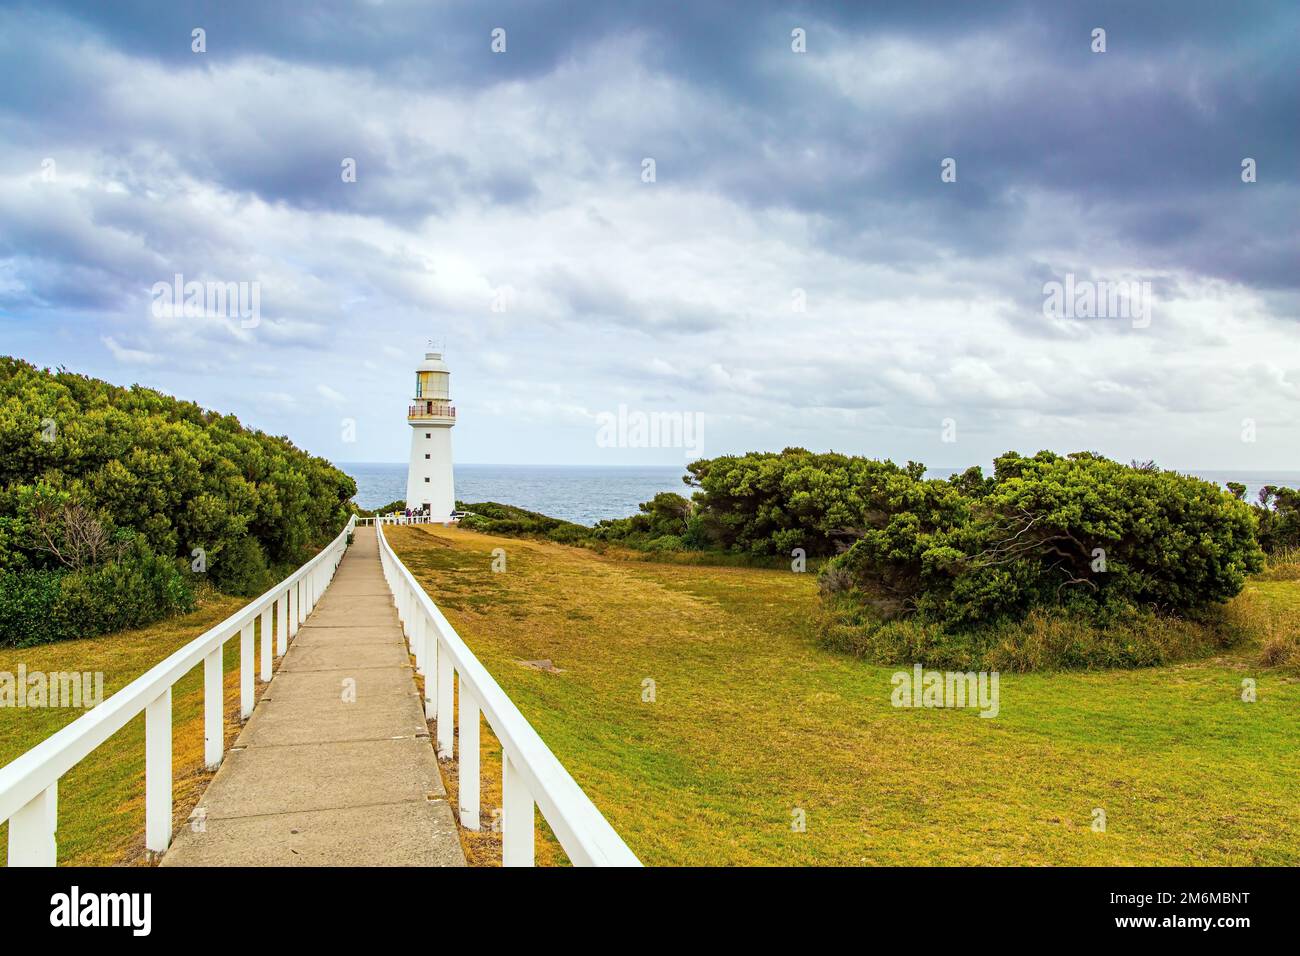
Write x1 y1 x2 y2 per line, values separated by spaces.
405 351 456 521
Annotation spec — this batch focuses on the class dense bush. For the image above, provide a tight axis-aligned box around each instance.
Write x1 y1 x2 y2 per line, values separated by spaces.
457 501 590 539
442 448 1279 669
208 534 271 597
591 492 692 548
1244 485 1300 554
640 447 1264 669
683 449 928 556
831 451 1262 623
813 450 1265 667
0 568 64 646
456 493 699 553
0 548 194 648
0 357 355 644
50 547 195 641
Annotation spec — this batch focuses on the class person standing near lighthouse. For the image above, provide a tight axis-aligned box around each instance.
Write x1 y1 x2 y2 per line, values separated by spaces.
405 351 457 522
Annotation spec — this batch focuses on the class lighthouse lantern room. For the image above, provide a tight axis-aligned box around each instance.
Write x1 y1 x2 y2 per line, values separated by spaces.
405 351 456 521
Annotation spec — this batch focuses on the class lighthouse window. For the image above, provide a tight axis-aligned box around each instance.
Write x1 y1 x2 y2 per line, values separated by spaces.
425 454 430 459
425 433 431 438
424 477 430 483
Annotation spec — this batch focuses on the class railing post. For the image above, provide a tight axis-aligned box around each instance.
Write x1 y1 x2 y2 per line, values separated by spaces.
240 622 254 719
404 593 414 654
7 782 57 866
276 593 288 655
203 647 223 769
459 687 480 830
288 584 299 638
502 755 535 866
145 687 173 854
259 605 273 682
436 648 454 760
296 579 305 626
424 620 438 720
414 613 426 675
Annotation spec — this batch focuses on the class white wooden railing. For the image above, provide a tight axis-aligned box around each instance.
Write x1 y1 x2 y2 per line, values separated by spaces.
355 514 440 527
0 516 356 866
375 517 641 867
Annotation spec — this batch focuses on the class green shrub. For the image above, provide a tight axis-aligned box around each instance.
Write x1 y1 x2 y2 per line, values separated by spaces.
645 534 685 552
780 449 1264 670
0 356 355 577
1253 486 1300 553
683 449 928 557
0 548 194 647
0 356 353 643
209 535 271 596
827 451 1262 628
52 550 195 640
456 501 591 540
0 568 64 647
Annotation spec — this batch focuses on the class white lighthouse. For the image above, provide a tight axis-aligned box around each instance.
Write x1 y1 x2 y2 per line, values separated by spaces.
405 351 457 521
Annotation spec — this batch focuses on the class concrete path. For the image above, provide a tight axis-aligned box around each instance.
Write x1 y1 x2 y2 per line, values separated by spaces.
163 527 465 866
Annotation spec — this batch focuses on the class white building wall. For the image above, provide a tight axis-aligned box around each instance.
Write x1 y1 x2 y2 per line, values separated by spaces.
406 425 455 521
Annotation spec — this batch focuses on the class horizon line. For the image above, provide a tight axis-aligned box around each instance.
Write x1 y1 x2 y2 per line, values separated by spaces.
331 460 1300 474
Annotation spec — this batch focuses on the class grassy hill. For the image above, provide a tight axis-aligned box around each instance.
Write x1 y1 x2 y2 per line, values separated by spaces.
389 524 1300 866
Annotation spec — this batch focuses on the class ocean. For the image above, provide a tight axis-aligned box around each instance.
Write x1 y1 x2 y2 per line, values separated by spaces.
339 463 691 525
337 463 1300 527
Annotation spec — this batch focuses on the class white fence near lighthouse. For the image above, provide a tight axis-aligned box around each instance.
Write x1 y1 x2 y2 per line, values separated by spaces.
374 516 641 866
0 517 356 866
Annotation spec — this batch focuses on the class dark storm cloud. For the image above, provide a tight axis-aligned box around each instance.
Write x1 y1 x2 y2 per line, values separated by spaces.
5 0 1294 288
1 0 1297 468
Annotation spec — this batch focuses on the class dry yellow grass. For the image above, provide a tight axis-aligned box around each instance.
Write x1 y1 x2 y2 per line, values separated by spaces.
391 524 1300 866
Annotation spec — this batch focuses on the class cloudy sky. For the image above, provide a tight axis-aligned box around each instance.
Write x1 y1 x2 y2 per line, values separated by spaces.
1 0 1296 471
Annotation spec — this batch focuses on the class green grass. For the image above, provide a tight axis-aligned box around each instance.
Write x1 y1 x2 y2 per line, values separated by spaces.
0 595 259 866
391 525 1300 866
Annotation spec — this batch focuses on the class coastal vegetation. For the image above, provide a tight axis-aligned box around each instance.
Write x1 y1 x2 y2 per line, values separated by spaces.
453 448 1298 672
0 357 355 647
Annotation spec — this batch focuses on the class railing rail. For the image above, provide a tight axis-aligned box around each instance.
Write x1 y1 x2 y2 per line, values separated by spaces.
0 515 357 865
408 402 456 419
355 514 442 527
375 517 641 867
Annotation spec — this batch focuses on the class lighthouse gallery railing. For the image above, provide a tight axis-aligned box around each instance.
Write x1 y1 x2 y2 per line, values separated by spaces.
0 517 355 865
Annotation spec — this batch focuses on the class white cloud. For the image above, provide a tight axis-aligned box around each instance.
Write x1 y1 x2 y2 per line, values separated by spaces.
100 335 159 365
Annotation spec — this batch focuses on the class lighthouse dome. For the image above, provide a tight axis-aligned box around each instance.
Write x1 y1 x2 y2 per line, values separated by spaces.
417 351 449 373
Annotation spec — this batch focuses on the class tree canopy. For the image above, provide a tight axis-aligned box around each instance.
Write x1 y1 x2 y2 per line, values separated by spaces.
0 357 356 644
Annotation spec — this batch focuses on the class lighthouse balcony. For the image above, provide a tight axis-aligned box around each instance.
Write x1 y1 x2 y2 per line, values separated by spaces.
408 401 456 421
